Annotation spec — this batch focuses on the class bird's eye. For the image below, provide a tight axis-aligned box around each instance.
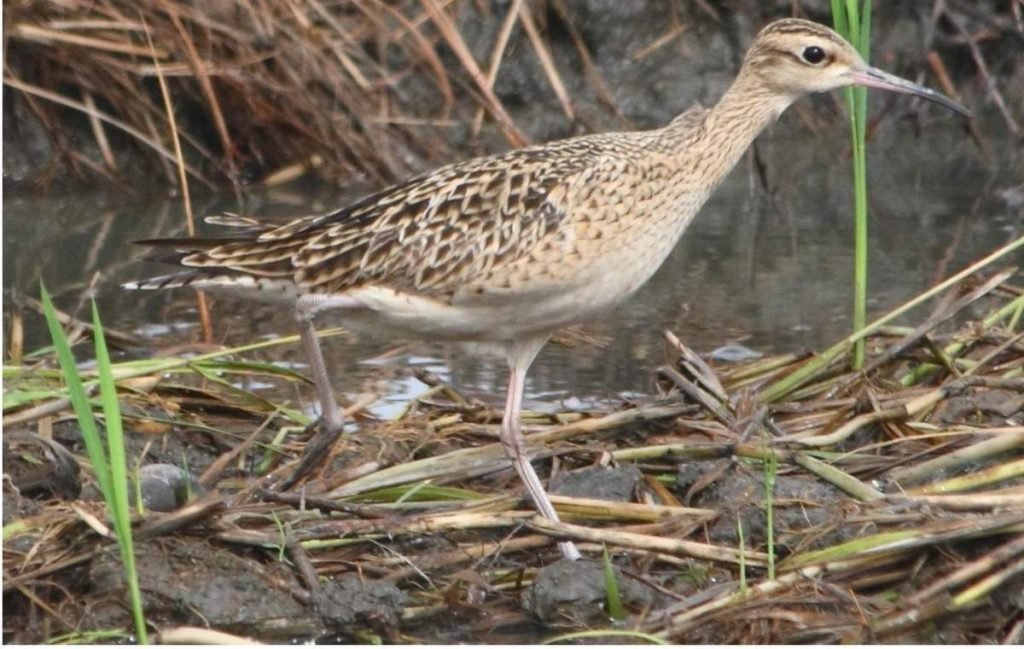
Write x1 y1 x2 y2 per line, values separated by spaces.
802 46 827 64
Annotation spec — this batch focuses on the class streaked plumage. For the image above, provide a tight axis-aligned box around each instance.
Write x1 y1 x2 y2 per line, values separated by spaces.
135 105 719 341
128 19 968 562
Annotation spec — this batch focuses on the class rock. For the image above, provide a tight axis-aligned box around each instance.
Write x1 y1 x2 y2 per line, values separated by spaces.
134 463 205 512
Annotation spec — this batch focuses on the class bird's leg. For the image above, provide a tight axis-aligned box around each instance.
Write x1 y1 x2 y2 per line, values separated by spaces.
502 338 581 561
298 309 344 431
281 294 361 490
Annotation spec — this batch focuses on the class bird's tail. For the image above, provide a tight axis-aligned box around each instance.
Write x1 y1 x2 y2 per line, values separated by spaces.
123 271 301 301
125 212 305 301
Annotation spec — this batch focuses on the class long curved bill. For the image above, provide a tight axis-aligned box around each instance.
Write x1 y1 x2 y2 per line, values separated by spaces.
847 66 971 118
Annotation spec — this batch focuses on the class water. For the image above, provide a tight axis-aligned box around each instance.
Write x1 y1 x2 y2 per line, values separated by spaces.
4 121 1020 418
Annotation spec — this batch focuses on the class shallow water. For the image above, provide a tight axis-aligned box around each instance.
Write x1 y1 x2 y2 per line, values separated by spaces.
4 120 1020 419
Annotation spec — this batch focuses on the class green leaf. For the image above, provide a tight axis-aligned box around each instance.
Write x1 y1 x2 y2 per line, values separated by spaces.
602 546 626 622
40 283 112 505
91 301 148 644
3 388 70 410
859 0 873 59
830 0 849 35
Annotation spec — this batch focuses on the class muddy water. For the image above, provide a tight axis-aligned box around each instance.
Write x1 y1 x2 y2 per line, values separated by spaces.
4 122 1019 419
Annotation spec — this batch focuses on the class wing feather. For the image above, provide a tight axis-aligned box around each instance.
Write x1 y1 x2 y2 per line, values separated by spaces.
135 134 624 295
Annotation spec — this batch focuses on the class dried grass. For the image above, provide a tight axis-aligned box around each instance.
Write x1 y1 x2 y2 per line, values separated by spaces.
6 0 1020 193
4 266 1022 642
3 0 547 188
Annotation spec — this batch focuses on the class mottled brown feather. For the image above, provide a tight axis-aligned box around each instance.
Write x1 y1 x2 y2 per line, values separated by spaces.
175 134 647 296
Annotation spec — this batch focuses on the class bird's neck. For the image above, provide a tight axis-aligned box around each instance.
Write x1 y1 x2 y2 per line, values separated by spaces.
711 69 791 140
666 68 791 191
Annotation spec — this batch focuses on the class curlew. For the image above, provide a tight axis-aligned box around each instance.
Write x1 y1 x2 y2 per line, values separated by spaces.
127 19 969 561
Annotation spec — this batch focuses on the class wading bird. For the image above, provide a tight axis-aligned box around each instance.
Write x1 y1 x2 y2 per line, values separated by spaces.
128 18 968 561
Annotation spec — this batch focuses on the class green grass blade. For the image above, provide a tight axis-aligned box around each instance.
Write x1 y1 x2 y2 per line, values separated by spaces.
831 0 849 35
93 301 129 534
45 629 134 645
347 483 486 504
831 2 872 369
860 0 873 57
40 284 113 504
4 388 75 410
760 233 1024 401
92 301 148 644
764 451 777 580
602 546 626 622
7 327 348 414
844 0 860 50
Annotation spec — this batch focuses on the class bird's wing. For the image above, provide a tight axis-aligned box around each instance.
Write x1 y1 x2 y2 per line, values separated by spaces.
175 140 605 295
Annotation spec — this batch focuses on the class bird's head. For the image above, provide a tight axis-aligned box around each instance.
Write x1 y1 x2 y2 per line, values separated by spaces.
742 18 969 117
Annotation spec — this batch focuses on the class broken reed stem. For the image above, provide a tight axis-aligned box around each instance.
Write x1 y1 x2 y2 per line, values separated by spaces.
326 402 690 498
527 517 769 566
890 429 1024 486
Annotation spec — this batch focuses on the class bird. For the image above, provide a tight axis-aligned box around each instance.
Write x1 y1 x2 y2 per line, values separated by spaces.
126 18 968 562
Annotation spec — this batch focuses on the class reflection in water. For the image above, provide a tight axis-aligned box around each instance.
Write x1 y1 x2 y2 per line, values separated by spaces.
4 123 1019 415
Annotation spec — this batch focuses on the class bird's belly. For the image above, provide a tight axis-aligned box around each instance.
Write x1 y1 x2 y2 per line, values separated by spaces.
325 202 696 342
331 283 610 342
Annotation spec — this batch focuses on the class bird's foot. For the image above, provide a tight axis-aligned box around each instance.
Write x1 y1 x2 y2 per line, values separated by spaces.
557 540 582 561
279 415 345 491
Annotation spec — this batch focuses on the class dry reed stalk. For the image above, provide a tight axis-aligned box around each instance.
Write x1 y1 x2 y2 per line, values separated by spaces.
420 0 526 147
527 517 768 566
162 1 238 180
516 3 573 121
323 402 690 498
546 495 716 522
471 0 522 136
6 0 560 187
144 18 214 343
549 0 624 122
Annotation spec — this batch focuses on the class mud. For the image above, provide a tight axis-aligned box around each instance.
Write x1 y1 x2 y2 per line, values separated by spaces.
523 558 659 626
553 465 644 502
88 539 312 638
678 460 859 552
315 575 407 632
